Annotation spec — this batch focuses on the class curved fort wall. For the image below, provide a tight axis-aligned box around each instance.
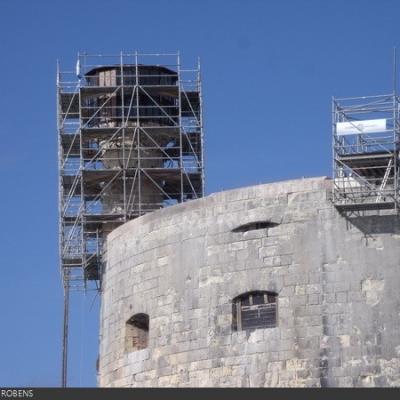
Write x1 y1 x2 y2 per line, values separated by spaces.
99 177 400 387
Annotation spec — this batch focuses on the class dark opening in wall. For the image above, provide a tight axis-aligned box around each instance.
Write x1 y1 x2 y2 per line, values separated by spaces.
232 221 279 233
125 313 149 352
232 291 277 331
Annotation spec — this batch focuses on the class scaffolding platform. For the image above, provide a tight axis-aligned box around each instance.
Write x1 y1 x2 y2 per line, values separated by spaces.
332 94 399 212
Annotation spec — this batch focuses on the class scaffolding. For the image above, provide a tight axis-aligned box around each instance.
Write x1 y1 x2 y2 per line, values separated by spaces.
332 93 400 212
57 52 204 385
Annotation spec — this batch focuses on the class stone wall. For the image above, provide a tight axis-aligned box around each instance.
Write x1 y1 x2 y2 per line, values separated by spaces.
99 177 400 387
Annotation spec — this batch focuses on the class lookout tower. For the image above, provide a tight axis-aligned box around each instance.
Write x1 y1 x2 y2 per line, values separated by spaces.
57 52 204 385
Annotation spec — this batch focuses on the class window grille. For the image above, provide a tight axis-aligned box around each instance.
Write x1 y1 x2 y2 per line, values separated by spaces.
232 291 277 331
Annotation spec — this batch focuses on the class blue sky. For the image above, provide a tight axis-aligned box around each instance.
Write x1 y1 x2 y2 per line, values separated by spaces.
0 0 399 387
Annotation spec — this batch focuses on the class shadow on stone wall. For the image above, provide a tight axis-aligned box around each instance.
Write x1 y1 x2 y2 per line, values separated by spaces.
345 215 400 235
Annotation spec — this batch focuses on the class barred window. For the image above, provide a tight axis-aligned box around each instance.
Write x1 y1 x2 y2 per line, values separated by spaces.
232 291 277 331
125 313 149 352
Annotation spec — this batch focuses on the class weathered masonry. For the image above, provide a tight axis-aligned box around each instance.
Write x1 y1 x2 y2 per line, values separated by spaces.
99 177 400 387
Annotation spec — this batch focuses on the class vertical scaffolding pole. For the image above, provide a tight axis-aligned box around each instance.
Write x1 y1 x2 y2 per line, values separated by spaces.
135 52 142 216
198 57 205 197
57 58 69 387
177 52 184 202
120 52 127 222
393 48 398 212
61 282 69 387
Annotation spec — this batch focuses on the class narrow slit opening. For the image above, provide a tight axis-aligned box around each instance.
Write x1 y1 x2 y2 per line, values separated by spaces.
232 221 279 233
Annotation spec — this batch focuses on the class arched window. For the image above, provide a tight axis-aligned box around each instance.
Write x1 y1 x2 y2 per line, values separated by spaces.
125 313 149 352
232 291 277 331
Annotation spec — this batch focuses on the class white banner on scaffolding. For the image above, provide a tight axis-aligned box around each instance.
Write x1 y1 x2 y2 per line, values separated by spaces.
336 118 387 135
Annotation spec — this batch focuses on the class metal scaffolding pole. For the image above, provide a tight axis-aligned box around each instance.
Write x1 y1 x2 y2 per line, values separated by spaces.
61 282 69 387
